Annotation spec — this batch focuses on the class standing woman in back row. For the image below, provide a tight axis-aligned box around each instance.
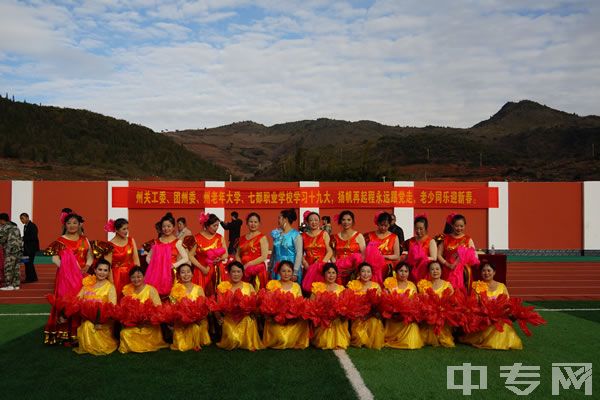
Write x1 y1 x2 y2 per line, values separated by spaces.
236 212 269 289
437 214 476 292
103 218 140 300
270 209 303 284
331 210 365 286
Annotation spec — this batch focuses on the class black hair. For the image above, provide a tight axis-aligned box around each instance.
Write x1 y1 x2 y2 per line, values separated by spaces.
95 258 112 270
246 212 261 223
321 216 331 224
280 208 297 224
0 213 9 221
428 261 442 272
176 263 195 274
481 262 496 271
304 211 320 222
277 260 294 274
338 210 355 225
444 214 467 234
357 262 372 273
114 218 128 231
63 213 84 225
155 212 175 236
394 262 411 273
231 211 239 218
20 212 29 218
177 217 187 224
376 212 393 225
61 208 73 214
414 215 429 230
204 213 220 228
226 260 245 273
129 265 145 277
321 262 338 276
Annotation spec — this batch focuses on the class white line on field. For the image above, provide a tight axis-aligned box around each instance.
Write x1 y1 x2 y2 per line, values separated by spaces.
334 349 374 400
0 313 50 316
537 308 600 312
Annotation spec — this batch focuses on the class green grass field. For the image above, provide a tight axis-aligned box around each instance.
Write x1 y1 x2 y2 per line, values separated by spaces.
1 302 598 399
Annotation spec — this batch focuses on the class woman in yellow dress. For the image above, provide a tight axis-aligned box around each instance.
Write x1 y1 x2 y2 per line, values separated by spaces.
216 261 263 351
348 262 385 349
310 263 350 350
74 258 118 355
262 260 309 349
169 263 211 351
118 266 168 353
418 261 455 347
461 263 523 350
383 263 424 349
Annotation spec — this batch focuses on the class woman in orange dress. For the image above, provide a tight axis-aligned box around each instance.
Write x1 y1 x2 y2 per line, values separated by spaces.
145 213 189 298
235 212 268 290
44 212 93 345
403 214 437 283
364 211 400 285
418 261 455 347
187 212 228 297
331 210 365 286
104 218 140 300
438 214 476 293
301 211 333 293
347 262 384 349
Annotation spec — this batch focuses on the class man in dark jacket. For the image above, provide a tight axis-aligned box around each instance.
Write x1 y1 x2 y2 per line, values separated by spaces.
20 213 39 282
221 211 242 255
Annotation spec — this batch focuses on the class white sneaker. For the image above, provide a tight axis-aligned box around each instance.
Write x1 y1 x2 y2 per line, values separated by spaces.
0 286 15 291
13 286 20 290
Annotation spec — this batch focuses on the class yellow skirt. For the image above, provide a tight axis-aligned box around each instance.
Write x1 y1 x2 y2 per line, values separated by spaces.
460 323 523 350
263 319 309 350
420 324 455 348
73 320 118 355
350 317 385 349
217 315 263 351
384 320 424 349
311 319 350 350
118 325 168 353
171 320 212 352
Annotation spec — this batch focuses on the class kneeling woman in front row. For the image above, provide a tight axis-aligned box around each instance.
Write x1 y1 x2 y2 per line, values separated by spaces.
418 261 455 348
216 261 263 351
348 262 385 349
118 266 168 353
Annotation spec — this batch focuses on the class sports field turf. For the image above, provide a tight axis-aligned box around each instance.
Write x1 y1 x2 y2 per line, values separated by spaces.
1 302 598 399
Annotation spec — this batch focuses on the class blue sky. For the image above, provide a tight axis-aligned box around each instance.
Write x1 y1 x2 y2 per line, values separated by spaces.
1 0 598 131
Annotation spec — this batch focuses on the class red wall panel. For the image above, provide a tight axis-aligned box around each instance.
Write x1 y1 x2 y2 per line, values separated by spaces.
0 181 11 219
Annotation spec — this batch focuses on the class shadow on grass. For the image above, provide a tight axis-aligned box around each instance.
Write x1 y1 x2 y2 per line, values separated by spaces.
1 327 356 400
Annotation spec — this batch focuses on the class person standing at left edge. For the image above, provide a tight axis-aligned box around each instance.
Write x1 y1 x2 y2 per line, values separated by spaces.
20 213 39 283
221 211 242 255
0 213 24 290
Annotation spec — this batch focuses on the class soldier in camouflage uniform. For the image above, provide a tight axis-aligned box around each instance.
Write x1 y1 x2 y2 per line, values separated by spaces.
0 213 24 290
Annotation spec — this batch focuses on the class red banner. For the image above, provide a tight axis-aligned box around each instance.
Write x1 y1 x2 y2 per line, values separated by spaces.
112 186 498 209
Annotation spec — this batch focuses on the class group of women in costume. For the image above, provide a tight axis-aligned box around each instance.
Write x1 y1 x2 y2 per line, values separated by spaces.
43 208 524 355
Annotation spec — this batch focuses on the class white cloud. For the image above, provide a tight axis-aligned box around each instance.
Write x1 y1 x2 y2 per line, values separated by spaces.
1 0 598 131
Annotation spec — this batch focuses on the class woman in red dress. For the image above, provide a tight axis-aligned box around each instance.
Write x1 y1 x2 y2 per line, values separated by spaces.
403 214 437 283
44 212 93 345
364 212 400 285
235 212 269 289
104 218 140 300
187 212 228 296
331 210 365 286
301 211 333 292
144 212 188 298
437 213 476 292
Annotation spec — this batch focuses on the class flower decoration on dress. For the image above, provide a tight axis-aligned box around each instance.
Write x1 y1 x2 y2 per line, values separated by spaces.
446 213 457 226
417 279 433 293
414 213 428 221
217 281 232 293
347 279 363 292
170 282 187 301
383 277 398 291
103 219 116 233
270 229 282 241
82 275 97 287
59 211 71 225
266 279 282 291
471 280 488 295
198 212 209 226
311 281 327 294
373 210 385 226
122 284 134 297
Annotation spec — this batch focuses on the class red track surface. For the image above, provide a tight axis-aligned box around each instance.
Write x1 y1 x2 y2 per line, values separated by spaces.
1 262 600 304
